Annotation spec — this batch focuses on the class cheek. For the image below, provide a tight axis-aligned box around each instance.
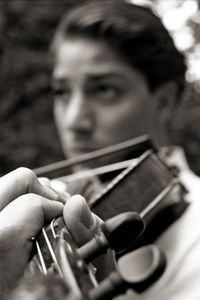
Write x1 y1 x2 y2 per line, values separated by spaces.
95 99 155 144
54 102 64 131
95 106 137 143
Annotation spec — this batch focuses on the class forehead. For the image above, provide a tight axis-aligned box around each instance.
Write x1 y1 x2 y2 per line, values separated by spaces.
52 37 144 83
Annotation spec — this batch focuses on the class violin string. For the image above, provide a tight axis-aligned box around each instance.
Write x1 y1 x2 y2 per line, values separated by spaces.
34 255 44 274
140 178 178 218
50 219 57 239
58 239 82 298
35 240 48 275
42 228 63 277
53 158 138 183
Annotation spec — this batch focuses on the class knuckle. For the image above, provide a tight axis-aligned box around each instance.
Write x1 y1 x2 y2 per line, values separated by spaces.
16 168 37 188
16 167 36 181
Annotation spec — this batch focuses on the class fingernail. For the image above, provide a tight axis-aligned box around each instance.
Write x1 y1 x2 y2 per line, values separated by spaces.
80 196 95 229
58 191 71 204
63 195 96 245
44 186 59 200
67 195 95 229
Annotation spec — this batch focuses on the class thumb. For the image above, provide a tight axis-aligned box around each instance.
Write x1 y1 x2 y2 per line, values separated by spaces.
63 195 101 247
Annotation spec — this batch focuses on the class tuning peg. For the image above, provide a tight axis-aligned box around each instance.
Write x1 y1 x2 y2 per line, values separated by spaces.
89 245 166 300
77 212 144 263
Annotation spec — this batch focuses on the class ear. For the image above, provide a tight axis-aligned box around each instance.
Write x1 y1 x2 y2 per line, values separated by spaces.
153 81 179 125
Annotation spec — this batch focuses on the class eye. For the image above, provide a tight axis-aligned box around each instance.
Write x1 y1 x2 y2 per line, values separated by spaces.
52 87 71 99
52 88 64 96
97 84 114 93
95 84 118 101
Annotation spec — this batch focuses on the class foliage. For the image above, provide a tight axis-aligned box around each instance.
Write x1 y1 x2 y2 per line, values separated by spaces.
0 0 81 175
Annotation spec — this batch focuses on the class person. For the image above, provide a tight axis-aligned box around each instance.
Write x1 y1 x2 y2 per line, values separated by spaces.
0 167 106 300
1 1 199 299
51 0 185 168
48 0 200 299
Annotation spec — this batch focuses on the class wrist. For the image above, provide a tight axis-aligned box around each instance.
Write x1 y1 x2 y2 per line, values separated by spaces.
0 227 32 293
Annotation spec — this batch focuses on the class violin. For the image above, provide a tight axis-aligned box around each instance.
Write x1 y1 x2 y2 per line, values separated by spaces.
34 134 187 245
14 136 188 299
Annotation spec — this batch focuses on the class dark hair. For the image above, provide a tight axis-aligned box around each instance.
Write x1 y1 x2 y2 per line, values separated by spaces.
51 0 186 94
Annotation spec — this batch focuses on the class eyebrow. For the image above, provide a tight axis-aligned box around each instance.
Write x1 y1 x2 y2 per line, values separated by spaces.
89 73 126 82
52 72 126 84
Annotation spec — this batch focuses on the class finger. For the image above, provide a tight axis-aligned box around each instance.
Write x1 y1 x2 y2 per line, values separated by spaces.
38 177 70 204
0 168 60 211
38 177 52 187
0 194 64 239
63 195 115 280
41 198 64 225
63 195 101 247
50 179 68 192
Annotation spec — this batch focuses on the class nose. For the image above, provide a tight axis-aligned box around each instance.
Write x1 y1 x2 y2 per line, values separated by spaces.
63 91 93 133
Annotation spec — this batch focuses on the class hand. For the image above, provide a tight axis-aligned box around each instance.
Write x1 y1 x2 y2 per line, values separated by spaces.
0 168 65 298
0 167 67 211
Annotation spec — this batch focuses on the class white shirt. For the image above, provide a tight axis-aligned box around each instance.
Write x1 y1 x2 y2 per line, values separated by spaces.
116 147 200 300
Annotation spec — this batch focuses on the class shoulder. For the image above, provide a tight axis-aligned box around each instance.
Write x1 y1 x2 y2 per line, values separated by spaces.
159 146 200 204
153 146 200 298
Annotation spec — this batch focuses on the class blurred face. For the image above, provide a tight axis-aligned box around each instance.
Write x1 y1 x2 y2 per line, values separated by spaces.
52 38 159 167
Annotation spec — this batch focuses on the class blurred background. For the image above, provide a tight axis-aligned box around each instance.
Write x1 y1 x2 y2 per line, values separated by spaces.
0 0 200 176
